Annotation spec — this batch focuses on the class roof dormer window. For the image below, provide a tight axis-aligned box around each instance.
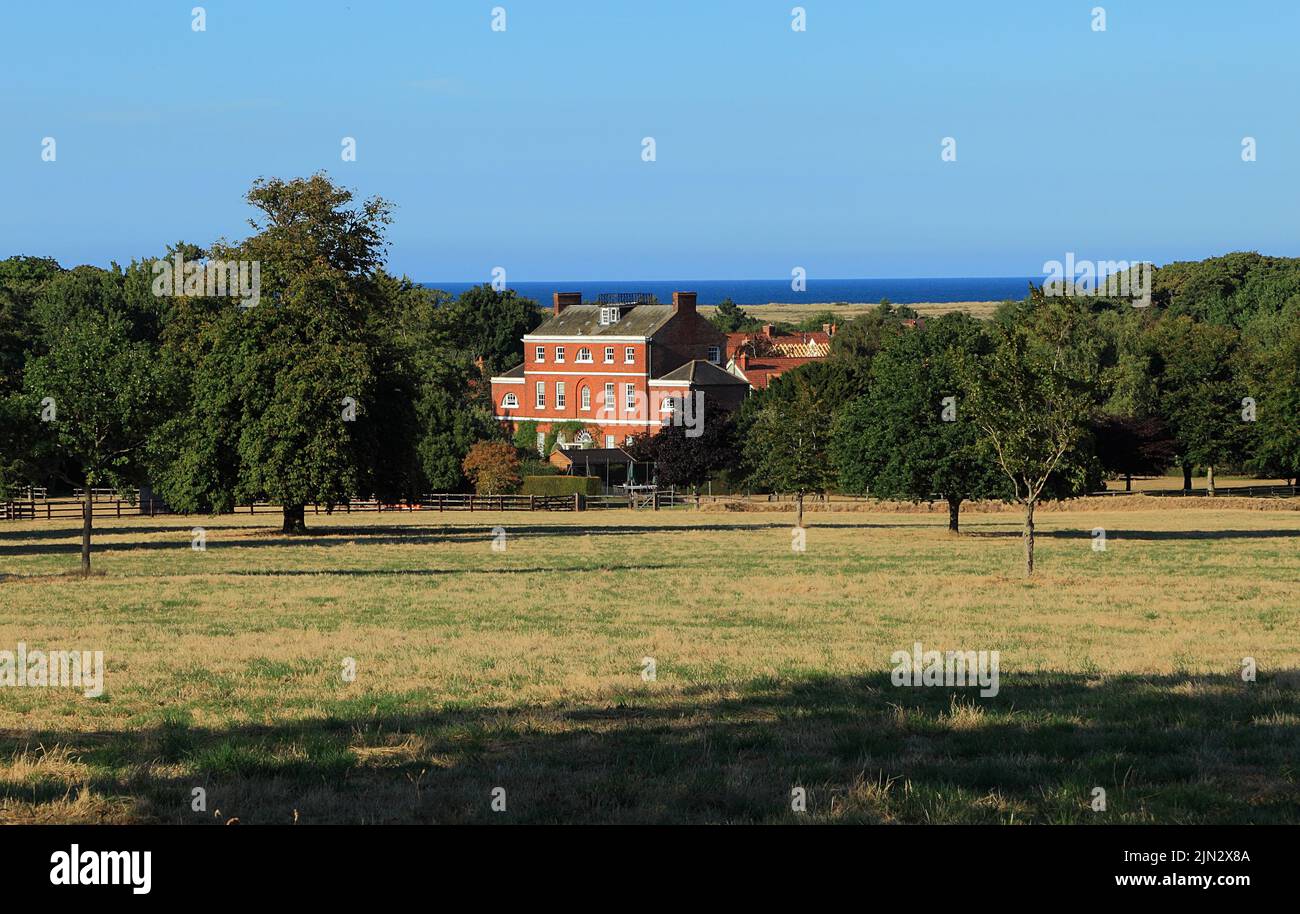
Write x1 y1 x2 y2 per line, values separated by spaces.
599 306 621 326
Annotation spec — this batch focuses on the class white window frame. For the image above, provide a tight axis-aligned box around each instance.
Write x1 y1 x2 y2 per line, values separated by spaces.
554 346 565 364
603 346 615 363
604 434 615 448
707 346 720 364
502 392 518 409
535 381 545 409
576 347 592 363
580 387 591 411
603 382 615 412
660 396 675 413
556 381 566 408
624 383 636 411
535 345 545 363
624 346 636 364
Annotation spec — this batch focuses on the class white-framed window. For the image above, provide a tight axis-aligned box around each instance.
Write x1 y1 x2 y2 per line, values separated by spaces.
660 396 676 413
624 346 636 364
580 387 591 410
600 306 620 325
625 383 636 411
603 346 615 363
502 392 518 409
577 347 592 363
536 431 545 455
556 381 566 408
535 345 545 363
604 434 615 448
707 346 721 364
603 382 615 412
555 346 565 363
535 381 545 409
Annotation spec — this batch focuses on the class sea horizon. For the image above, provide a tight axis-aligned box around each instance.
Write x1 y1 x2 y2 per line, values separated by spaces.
420 276 1043 306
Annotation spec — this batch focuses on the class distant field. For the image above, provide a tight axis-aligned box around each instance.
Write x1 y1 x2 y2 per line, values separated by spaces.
1 506 1298 824
699 300 1004 323
1101 475 1291 493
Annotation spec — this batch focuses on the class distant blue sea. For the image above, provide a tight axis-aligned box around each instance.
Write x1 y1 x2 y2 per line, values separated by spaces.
422 277 1040 306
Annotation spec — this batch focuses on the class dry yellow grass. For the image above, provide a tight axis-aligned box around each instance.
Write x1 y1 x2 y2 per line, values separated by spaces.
698 301 1003 323
0 504 1297 823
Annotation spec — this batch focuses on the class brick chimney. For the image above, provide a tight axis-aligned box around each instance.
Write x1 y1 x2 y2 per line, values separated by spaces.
762 324 774 337
738 352 749 370
672 291 697 315
553 291 581 316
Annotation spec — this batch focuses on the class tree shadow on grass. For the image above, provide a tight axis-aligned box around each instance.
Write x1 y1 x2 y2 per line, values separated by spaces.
0 521 931 558
1 671 1297 824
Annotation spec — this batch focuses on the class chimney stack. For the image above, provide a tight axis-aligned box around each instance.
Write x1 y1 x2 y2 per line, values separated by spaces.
762 324 774 337
672 291 697 315
553 291 581 316
739 352 749 370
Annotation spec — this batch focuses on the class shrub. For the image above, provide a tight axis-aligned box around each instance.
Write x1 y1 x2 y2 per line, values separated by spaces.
462 440 522 494
519 458 559 478
512 420 540 454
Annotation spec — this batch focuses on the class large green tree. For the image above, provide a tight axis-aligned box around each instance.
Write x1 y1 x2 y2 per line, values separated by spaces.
1249 322 1300 485
23 267 163 571
959 299 1099 575
833 312 1006 531
432 284 542 375
1147 316 1246 494
743 376 834 528
150 174 418 532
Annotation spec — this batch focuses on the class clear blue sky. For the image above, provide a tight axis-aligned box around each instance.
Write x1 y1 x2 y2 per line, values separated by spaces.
2 1 1297 280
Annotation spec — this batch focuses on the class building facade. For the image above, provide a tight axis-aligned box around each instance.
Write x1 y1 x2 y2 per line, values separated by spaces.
490 291 746 451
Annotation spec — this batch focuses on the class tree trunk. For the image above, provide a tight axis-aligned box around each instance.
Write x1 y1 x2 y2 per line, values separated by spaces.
81 482 92 574
282 504 307 534
1206 465 1215 497
1124 473 1132 492
1023 499 1036 577
794 492 804 529
1182 463 1192 492
947 496 961 533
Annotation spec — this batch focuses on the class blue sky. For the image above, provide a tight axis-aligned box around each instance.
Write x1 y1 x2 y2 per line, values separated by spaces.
2 1 1297 280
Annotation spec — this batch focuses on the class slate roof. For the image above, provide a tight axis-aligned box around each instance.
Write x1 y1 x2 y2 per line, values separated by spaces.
527 305 676 338
497 363 525 378
655 360 750 386
553 446 635 466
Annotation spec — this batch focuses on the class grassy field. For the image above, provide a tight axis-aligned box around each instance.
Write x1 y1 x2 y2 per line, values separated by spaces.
698 300 1004 323
1 505 1298 824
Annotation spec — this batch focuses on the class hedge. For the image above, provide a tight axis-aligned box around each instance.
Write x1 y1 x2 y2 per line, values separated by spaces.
521 475 603 496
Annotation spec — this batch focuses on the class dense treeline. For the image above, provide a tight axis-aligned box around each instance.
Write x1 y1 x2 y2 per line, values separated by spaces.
715 260 1300 572
2 175 1298 575
0 175 540 565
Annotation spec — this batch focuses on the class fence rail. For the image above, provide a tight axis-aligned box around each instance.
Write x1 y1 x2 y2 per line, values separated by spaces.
2 492 624 521
4 484 1297 523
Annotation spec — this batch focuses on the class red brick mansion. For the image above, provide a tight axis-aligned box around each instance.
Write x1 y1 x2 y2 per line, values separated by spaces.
490 292 748 451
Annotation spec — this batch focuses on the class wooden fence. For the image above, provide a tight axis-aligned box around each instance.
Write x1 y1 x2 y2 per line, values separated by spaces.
4 484 1295 523
0 491 696 521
